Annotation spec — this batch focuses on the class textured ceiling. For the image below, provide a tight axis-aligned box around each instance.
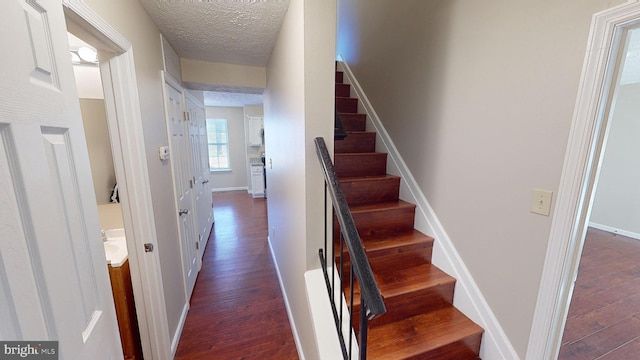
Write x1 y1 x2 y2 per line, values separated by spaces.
139 0 290 66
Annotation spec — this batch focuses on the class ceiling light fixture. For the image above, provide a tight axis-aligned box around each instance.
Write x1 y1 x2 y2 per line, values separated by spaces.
70 52 81 64
77 47 97 63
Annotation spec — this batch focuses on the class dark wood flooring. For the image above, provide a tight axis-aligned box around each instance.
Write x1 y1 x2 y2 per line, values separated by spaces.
559 228 640 359
175 191 299 359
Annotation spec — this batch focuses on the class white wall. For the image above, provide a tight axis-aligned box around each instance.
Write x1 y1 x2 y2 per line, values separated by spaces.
181 59 266 90
81 0 185 345
264 0 335 358
337 0 625 357
206 106 249 190
590 82 640 237
79 98 116 204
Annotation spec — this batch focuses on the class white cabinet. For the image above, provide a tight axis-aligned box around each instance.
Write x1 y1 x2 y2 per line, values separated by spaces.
251 163 265 198
248 116 264 146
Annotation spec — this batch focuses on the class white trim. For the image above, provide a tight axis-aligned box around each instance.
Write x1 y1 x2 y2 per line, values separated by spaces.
268 237 305 360
527 2 640 359
63 1 172 359
337 55 518 360
170 302 190 357
589 222 640 241
211 186 248 193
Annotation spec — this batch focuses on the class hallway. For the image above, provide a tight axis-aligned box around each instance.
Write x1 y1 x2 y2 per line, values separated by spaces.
175 191 299 359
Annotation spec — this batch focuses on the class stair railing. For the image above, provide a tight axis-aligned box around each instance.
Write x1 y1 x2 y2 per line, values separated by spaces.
314 137 386 360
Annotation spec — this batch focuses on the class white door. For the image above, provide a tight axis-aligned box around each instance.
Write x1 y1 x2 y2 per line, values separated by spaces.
163 75 198 299
0 0 121 358
185 94 213 256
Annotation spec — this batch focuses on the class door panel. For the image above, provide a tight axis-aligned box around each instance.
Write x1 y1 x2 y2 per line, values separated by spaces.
164 78 198 299
186 95 213 256
0 0 121 357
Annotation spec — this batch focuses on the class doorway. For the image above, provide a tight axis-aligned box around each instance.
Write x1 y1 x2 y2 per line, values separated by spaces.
558 25 640 358
63 1 172 358
527 3 640 359
67 31 144 359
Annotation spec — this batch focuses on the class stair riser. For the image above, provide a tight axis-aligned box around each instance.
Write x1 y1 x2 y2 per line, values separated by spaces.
336 83 351 97
352 284 455 330
352 206 416 239
404 335 483 360
334 153 387 178
336 97 358 113
338 114 366 132
340 176 400 206
336 71 344 83
335 132 376 153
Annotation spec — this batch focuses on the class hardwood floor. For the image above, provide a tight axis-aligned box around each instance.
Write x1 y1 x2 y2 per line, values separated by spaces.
559 228 640 359
175 191 299 359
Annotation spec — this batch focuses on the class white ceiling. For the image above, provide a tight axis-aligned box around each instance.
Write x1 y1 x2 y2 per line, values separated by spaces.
139 0 289 107
139 0 290 67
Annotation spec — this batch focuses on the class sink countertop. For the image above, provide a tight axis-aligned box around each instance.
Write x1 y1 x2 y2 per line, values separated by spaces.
103 228 128 267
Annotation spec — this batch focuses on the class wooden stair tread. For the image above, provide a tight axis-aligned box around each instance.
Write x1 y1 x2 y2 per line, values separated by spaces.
350 200 415 213
349 262 454 303
368 308 484 359
363 230 434 252
335 152 387 156
373 263 455 298
339 174 400 182
335 230 433 266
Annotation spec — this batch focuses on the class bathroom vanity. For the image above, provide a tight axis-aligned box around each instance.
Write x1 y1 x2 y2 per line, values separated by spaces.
102 227 143 360
108 259 142 360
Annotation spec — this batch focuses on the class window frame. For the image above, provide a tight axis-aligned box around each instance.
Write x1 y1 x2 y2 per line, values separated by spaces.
206 118 231 172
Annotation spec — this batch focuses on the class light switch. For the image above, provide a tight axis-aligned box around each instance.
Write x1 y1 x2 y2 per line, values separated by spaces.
531 189 553 216
158 146 170 161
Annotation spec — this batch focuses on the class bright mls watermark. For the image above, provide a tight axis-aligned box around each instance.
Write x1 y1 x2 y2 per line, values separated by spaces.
0 342 57 359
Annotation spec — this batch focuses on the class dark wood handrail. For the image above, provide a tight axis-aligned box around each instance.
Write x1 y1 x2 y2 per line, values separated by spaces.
314 137 386 319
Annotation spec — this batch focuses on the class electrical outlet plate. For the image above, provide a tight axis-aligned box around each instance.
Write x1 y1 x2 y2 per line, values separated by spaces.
531 189 553 216
158 146 170 160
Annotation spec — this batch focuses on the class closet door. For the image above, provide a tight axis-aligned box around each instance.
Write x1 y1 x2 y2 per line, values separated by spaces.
162 73 198 299
185 93 213 257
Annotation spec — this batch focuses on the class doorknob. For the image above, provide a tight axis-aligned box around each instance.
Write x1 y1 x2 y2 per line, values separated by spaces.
179 209 189 216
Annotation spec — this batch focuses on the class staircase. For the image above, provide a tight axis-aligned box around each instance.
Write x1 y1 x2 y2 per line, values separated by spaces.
334 64 484 359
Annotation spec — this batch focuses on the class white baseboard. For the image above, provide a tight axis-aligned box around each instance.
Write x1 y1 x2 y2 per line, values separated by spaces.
337 55 519 360
268 236 305 360
211 186 248 193
170 302 190 357
589 222 640 241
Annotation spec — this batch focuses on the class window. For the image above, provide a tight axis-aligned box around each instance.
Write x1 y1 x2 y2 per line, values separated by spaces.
206 118 230 171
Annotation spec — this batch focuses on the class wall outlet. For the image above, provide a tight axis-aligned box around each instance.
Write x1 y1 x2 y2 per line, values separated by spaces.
531 189 553 216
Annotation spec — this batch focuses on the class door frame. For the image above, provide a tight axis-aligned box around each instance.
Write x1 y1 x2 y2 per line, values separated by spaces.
63 1 171 359
527 1 640 359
